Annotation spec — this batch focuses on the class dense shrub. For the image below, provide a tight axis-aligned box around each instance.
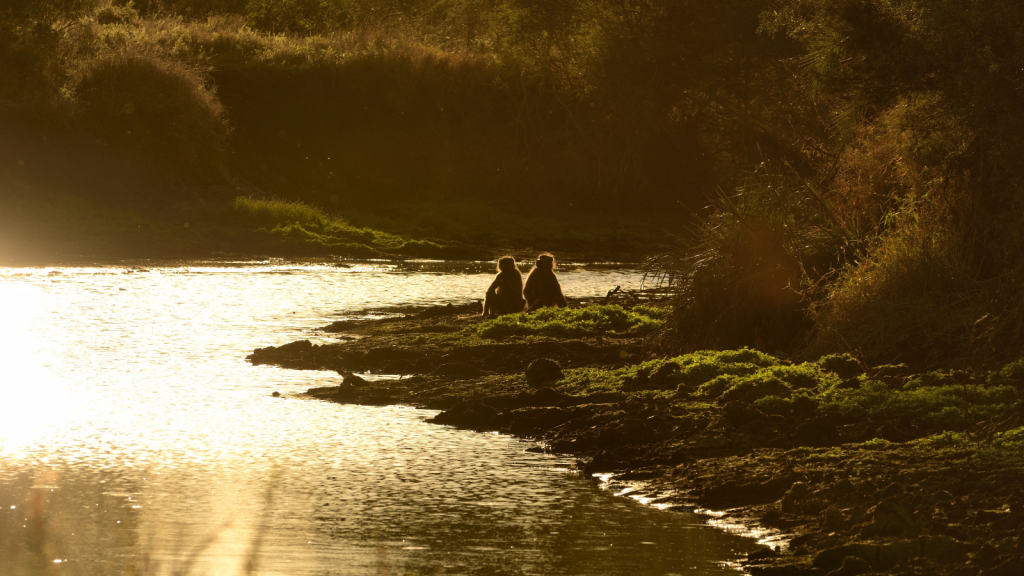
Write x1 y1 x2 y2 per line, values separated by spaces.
72 51 230 173
808 204 988 363
0 0 97 111
245 0 350 35
653 165 855 353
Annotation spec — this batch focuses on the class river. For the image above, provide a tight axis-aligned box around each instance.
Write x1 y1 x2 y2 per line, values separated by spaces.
0 260 762 575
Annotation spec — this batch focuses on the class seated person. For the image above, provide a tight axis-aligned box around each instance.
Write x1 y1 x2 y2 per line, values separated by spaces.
482 256 527 316
524 253 568 311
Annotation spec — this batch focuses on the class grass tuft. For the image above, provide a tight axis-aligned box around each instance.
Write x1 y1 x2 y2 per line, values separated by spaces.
232 196 330 227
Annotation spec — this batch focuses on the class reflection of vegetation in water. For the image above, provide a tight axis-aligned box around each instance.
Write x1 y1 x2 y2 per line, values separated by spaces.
3 470 277 576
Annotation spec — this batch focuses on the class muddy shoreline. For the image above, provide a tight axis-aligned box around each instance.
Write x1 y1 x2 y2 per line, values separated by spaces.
249 301 1024 576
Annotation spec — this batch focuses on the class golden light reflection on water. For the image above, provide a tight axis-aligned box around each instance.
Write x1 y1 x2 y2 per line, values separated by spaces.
0 262 764 575
0 283 75 456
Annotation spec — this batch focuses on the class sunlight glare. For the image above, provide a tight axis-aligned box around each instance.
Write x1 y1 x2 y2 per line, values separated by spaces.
0 282 72 455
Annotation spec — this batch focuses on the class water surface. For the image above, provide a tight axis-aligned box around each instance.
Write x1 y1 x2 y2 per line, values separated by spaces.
0 261 761 575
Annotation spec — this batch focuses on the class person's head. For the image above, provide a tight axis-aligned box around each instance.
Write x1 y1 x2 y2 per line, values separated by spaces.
496 256 518 273
534 253 555 271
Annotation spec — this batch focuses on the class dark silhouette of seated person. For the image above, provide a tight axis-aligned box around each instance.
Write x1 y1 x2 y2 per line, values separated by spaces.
524 253 568 311
482 256 527 316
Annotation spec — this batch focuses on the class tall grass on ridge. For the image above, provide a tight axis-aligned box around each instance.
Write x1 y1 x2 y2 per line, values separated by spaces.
231 196 331 227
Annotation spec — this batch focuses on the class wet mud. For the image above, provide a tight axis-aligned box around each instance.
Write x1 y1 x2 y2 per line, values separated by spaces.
249 302 1024 576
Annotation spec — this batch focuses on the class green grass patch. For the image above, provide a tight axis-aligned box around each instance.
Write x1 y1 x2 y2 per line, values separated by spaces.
0 178 444 262
555 348 783 396
549 349 1024 439
232 196 332 227
476 305 666 340
186 196 442 254
819 379 1019 427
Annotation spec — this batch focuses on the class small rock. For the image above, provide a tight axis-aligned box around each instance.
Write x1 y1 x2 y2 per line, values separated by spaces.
271 391 281 397
821 507 848 531
526 358 563 386
813 544 876 572
276 339 314 354
428 401 504 430
789 482 811 498
827 556 871 576
342 372 368 386
526 387 569 406
879 482 905 499
861 498 917 537
746 547 779 562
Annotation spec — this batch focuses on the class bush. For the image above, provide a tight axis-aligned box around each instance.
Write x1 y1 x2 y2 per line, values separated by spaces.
245 0 349 35
652 164 855 354
818 353 864 379
989 359 1024 386
808 202 987 363
72 51 229 173
96 2 138 25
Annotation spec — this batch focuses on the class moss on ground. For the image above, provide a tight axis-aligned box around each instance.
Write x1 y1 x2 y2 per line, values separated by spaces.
252 307 1024 576
476 305 667 340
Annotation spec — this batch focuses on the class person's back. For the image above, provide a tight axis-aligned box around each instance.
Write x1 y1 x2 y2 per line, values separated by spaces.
524 254 567 311
483 256 527 316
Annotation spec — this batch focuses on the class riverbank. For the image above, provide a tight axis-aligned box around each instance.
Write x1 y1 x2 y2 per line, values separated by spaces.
250 301 1024 576
0 115 663 266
